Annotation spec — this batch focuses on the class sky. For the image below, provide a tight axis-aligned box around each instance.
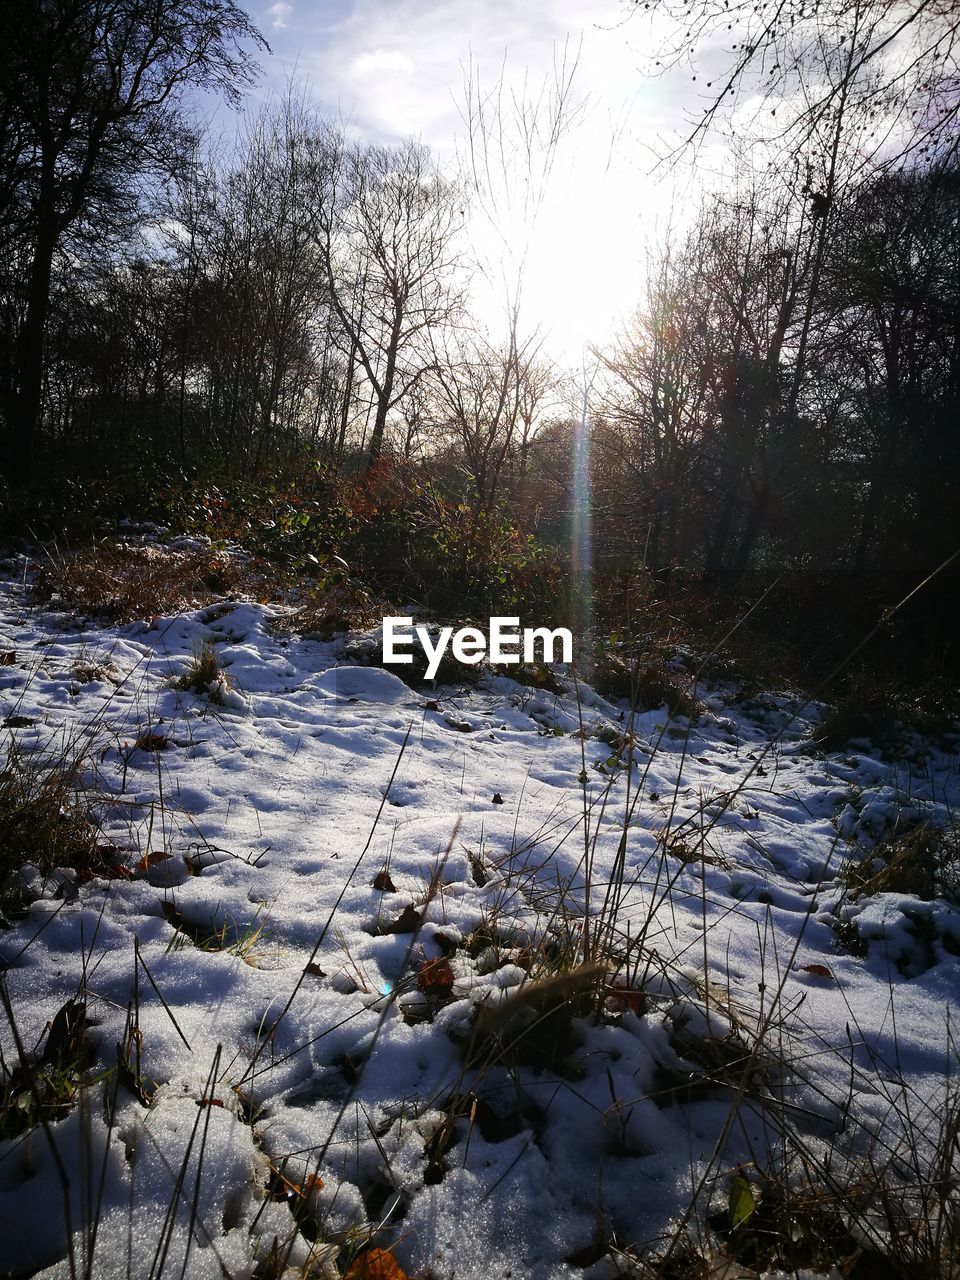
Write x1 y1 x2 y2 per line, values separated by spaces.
241 0 713 363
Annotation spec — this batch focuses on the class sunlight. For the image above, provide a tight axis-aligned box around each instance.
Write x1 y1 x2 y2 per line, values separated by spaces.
571 365 595 657
468 192 644 362
465 119 672 362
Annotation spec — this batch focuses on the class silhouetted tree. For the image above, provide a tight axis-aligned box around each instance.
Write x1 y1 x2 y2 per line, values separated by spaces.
309 133 465 467
0 0 265 477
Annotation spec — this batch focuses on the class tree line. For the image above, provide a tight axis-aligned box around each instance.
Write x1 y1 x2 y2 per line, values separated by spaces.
1 0 957 600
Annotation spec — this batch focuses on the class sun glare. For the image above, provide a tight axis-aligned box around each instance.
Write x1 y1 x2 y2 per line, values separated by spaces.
466 129 658 363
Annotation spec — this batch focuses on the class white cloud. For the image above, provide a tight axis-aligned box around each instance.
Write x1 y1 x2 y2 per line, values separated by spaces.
351 49 414 78
267 2 291 30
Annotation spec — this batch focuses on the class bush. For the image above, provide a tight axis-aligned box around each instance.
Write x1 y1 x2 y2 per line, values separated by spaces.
159 459 566 625
841 821 960 902
0 741 105 908
593 649 699 719
816 671 958 752
33 541 244 623
174 641 226 701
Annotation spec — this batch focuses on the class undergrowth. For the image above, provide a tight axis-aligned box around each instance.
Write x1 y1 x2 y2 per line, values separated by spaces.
841 820 960 903
172 639 231 705
33 541 245 623
816 670 960 753
0 738 106 909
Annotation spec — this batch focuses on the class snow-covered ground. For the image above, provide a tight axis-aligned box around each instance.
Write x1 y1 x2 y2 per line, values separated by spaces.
0 556 958 1279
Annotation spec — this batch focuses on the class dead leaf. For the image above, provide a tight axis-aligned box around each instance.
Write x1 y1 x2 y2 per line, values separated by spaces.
344 1247 408 1280
606 984 645 1013
304 961 326 978
373 870 397 892
43 999 86 1065
267 1163 302 1201
134 732 168 752
384 904 422 935
116 1041 154 1107
267 1163 325 1202
799 963 834 979
418 958 454 995
0 652 15 666
336 1052 364 1083
196 1097 225 1108
103 862 133 880
133 850 172 877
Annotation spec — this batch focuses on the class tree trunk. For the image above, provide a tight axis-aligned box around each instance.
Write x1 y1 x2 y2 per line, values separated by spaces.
366 332 398 466
337 340 357 463
10 221 57 478
703 479 740 582
731 483 769 576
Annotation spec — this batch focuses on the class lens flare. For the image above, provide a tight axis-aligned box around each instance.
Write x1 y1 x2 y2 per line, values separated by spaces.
571 372 594 673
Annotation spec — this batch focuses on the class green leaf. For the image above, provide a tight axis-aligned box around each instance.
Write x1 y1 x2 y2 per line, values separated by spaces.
729 1174 756 1229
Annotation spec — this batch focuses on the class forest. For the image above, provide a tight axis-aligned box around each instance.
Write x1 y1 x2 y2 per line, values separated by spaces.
1 0 958 683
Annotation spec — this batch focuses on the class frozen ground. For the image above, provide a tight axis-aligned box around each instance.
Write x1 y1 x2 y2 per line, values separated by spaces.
0 554 958 1279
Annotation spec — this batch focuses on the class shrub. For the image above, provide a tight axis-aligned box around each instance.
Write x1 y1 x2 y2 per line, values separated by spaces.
159 460 566 625
841 821 960 902
593 649 699 719
285 563 380 641
173 641 224 699
815 671 959 753
33 541 244 623
508 662 563 693
0 741 105 908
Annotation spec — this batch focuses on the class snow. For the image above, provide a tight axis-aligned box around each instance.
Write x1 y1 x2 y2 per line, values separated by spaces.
0 556 958 1278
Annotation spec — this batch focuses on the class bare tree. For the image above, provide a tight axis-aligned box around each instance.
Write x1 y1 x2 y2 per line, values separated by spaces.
822 166 960 572
0 0 266 477
432 323 551 515
309 133 465 467
597 241 717 570
629 0 959 171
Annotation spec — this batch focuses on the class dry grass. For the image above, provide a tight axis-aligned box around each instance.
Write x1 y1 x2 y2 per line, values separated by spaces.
691 1072 960 1280
815 671 959 753
173 640 226 702
593 649 700 719
0 994 90 1141
279 562 381 642
500 662 563 693
841 821 960 903
33 541 246 623
2 563 958 1280
0 740 106 904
